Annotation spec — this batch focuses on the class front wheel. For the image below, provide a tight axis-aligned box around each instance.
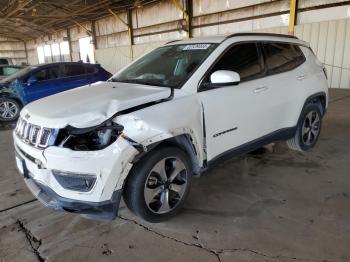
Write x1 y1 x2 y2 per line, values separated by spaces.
287 103 322 152
124 146 192 222
0 97 21 122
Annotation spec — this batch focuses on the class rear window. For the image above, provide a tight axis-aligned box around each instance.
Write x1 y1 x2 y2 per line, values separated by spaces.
64 64 86 77
262 43 305 75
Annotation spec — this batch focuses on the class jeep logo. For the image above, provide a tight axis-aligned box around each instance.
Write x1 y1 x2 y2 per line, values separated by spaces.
24 114 30 120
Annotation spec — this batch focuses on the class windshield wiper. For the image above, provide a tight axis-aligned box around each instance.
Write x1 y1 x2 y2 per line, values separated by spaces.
110 78 169 88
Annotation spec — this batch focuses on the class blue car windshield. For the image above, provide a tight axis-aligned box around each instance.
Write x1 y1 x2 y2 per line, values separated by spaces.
0 66 36 83
111 43 218 88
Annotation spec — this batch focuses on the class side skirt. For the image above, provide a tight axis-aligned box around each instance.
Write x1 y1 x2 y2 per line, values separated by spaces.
204 126 296 172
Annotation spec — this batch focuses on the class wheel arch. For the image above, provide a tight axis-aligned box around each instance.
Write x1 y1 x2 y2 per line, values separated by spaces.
133 133 202 176
0 92 23 108
303 91 327 116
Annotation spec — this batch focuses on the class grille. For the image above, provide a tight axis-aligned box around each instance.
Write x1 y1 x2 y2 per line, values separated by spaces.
15 117 53 148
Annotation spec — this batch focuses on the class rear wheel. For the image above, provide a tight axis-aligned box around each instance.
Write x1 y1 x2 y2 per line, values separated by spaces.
287 103 322 151
124 146 192 222
0 97 21 121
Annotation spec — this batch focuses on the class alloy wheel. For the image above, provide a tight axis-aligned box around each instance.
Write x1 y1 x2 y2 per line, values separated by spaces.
0 100 18 120
144 157 188 214
302 110 320 145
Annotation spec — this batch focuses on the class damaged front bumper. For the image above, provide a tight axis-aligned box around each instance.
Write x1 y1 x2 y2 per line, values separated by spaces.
23 175 122 220
13 131 138 220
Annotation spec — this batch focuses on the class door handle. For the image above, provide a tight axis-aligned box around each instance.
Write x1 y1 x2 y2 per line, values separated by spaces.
254 86 268 93
297 74 306 80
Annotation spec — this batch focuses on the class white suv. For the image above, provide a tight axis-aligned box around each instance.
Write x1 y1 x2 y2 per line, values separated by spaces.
14 33 328 222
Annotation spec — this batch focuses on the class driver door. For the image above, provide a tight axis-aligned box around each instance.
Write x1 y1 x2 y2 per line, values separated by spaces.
24 65 62 103
198 42 273 161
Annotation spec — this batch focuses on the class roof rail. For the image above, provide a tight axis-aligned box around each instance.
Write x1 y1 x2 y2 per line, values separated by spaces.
226 32 298 40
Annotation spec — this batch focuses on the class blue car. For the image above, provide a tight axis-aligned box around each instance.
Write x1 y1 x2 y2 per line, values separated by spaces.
0 62 111 121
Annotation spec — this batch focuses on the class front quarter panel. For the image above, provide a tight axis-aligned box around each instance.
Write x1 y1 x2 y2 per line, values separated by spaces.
116 93 205 166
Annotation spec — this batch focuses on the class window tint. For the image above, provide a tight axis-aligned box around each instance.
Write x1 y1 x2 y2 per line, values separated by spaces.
211 43 263 82
263 43 305 74
31 66 60 81
64 64 85 77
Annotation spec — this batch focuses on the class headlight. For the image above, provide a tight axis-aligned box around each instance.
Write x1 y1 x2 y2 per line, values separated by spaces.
55 122 124 151
53 170 97 192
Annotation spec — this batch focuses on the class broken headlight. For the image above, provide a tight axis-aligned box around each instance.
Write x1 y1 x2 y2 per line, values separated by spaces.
55 122 124 151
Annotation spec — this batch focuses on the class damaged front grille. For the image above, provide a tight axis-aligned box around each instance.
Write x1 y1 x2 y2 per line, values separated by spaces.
15 117 54 148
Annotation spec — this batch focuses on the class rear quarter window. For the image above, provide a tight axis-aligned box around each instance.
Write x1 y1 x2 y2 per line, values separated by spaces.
263 42 306 75
85 65 97 74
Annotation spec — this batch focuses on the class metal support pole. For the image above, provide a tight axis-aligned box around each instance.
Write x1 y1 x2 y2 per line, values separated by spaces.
172 0 191 38
288 0 298 35
127 9 134 61
185 0 192 38
23 41 28 65
67 28 73 62
108 8 134 61
91 20 98 63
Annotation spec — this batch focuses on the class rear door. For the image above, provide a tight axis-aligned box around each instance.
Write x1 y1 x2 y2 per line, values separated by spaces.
260 42 307 130
24 65 62 103
60 64 90 90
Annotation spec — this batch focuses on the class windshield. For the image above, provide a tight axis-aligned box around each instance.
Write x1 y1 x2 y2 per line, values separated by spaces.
0 66 35 83
112 43 217 88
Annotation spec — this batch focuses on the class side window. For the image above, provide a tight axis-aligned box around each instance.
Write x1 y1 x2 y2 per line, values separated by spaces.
210 43 263 82
263 43 305 75
31 69 47 81
46 66 60 80
64 64 85 77
85 65 97 74
0 59 9 65
31 66 60 82
291 45 306 67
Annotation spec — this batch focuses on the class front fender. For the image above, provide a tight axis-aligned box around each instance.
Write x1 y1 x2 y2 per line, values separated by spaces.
116 94 205 167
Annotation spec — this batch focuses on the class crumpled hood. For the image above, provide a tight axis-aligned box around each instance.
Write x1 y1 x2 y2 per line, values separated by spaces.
21 81 172 128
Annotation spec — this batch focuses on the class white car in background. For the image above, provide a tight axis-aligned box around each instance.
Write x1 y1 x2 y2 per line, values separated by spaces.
14 33 328 222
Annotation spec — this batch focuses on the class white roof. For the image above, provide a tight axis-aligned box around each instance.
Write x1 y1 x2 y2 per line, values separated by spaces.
166 33 308 46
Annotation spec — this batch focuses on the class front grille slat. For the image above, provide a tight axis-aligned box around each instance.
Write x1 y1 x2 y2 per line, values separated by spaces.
16 117 53 149
39 128 51 147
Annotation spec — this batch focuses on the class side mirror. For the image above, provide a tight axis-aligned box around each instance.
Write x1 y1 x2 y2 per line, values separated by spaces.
210 70 240 86
27 76 38 86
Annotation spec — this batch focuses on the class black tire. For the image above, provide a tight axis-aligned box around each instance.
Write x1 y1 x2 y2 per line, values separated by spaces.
124 146 192 223
0 97 21 122
287 103 322 152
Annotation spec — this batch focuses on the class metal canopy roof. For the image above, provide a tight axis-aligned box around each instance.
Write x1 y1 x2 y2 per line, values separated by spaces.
0 0 159 41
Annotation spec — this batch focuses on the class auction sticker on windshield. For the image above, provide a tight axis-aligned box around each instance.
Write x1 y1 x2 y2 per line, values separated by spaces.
183 44 211 50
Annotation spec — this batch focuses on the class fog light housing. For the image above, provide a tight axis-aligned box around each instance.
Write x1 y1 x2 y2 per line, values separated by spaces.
52 170 97 192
